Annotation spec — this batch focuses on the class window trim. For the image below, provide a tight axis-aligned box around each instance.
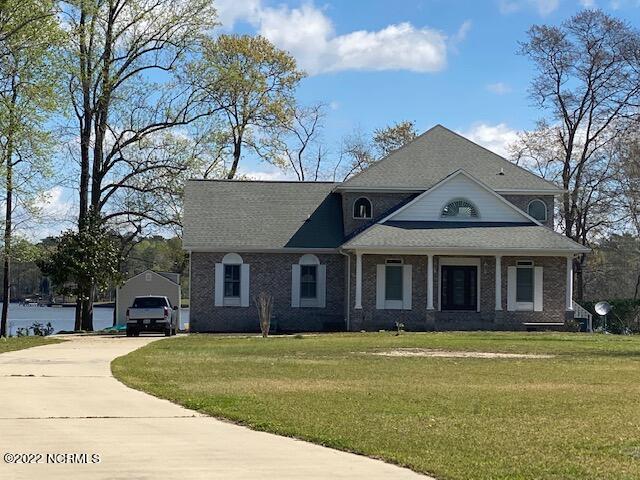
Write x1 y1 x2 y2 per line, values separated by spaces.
527 199 548 222
441 198 479 219
352 197 373 219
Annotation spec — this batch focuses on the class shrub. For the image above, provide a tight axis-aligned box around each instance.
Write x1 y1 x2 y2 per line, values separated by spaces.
582 299 640 334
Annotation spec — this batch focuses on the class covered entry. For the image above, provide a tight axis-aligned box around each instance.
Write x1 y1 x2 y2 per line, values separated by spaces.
439 258 480 312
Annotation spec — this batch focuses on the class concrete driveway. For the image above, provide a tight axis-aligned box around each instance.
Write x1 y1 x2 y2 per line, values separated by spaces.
0 335 430 480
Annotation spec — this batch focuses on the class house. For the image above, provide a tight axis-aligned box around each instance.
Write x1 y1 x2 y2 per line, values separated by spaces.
115 270 181 326
183 125 589 333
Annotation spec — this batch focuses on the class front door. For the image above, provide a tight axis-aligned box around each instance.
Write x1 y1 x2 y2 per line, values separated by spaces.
441 265 477 311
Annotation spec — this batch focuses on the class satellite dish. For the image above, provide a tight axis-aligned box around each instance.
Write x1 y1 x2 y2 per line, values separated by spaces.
594 301 612 316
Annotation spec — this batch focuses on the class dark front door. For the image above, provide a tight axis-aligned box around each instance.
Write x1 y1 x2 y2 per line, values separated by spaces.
441 265 477 311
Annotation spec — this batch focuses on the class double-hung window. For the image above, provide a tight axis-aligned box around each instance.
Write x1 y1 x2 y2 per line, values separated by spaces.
224 264 241 298
385 261 403 302
300 265 317 299
516 261 534 309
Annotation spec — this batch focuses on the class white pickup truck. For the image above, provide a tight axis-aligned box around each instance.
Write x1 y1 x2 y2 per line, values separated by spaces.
126 295 178 337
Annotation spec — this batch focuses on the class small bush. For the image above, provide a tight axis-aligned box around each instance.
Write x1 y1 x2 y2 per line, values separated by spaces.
582 299 640 334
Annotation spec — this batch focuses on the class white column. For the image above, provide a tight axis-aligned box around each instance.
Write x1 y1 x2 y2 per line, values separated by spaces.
566 256 574 311
355 252 363 310
426 254 434 310
495 255 502 311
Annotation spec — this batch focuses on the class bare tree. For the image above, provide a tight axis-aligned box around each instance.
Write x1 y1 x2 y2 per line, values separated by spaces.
518 9 640 300
62 0 218 330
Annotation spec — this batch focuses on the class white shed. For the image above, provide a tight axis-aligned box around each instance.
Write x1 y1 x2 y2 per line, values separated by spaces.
115 270 181 326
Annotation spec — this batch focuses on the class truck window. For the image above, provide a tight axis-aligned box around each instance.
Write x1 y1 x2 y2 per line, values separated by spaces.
132 297 167 308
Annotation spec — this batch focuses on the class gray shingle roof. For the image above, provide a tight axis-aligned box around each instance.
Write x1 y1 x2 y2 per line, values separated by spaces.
340 125 563 193
343 221 589 253
183 180 344 250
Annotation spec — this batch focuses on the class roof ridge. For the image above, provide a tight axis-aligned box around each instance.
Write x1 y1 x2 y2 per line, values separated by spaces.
341 124 442 186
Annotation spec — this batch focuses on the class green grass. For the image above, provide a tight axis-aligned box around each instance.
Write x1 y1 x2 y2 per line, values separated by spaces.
112 332 640 480
0 336 63 353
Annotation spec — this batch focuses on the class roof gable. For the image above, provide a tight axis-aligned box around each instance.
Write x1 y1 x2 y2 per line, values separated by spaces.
385 170 538 224
340 125 562 193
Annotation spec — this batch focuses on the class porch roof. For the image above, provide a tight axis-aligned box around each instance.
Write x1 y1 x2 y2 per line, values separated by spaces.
342 221 590 254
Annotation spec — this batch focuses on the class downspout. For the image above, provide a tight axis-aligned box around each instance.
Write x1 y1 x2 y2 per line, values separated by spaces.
188 250 192 332
340 250 350 331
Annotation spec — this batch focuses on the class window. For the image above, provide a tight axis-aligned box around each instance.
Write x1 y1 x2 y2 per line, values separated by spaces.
224 264 241 298
516 261 534 303
353 197 372 219
442 199 478 218
528 199 547 222
132 297 168 308
385 265 403 301
300 265 317 299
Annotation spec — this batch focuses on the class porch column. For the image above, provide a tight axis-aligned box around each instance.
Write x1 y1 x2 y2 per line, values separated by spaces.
495 255 502 311
566 256 574 311
355 252 363 310
427 254 434 310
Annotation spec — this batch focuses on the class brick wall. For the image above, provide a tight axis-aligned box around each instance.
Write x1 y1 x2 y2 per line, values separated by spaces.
341 192 415 237
501 194 555 228
190 252 346 332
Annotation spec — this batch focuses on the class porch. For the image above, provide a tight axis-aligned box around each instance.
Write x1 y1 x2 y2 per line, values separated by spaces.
348 252 575 332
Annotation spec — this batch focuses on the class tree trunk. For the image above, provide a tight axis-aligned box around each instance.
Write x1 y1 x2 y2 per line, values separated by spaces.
0 83 17 337
1 153 13 337
227 138 242 179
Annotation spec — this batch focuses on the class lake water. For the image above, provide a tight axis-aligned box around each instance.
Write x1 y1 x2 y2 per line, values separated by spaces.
2 304 190 336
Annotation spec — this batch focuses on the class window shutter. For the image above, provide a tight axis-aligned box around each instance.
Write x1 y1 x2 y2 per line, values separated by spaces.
507 266 517 311
214 263 223 306
240 264 250 307
291 265 301 308
534 266 543 312
376 264 385 310
317 265 327 308
402 264 412 310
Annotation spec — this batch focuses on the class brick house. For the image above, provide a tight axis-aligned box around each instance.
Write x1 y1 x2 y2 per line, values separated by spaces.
183 125 589 333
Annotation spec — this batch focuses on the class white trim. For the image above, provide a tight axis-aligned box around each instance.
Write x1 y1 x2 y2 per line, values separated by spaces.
438 257 481 312
121 269 180 285
355 252 363 309
222 252 243 264
352 196 373 219
566 256 574 311
299 254 320 265
379 169 544 226
527 199 548 222
426 254 434 310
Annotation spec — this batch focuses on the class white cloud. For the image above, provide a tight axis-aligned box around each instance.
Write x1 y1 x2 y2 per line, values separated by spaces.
30 187 77 239
238 166 297 181
498 0 560 15
458 122 520 158
216 1 453 75
486 82 512 95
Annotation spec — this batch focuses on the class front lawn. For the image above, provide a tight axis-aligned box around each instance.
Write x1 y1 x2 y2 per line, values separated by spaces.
0 336 63 353
112 332 640 480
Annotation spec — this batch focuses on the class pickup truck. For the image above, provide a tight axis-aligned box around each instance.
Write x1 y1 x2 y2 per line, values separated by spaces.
126 295 178 337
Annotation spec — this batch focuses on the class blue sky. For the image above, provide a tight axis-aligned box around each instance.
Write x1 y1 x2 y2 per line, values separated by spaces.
215 0 640 177
34 0 640 239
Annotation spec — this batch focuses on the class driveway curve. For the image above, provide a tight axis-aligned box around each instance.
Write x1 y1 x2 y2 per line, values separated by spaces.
0 335 430 480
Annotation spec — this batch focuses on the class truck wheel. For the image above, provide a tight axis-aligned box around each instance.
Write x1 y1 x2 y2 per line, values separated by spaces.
164 328 171 337
126 326 133 337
